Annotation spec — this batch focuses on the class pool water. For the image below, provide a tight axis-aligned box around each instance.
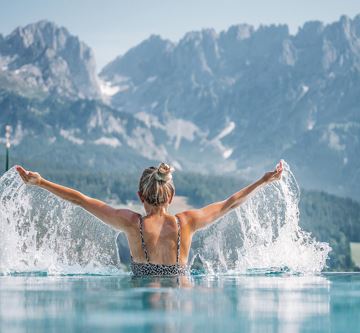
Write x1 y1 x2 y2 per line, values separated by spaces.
0 273 359 333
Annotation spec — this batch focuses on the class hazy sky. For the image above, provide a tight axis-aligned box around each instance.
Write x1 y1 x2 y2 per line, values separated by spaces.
1 0 360 70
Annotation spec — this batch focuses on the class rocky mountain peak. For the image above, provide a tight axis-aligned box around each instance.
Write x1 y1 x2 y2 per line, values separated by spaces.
180 28 217 44
6 20 70 51
100 34 174 84
98 14 360 200
296 21 324 44
222 24 254 41
0 20 100 100
353 14 360 37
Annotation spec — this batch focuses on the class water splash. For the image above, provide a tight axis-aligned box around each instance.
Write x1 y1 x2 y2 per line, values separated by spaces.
0 167 123 275
190 161 331 274
0 162 331 276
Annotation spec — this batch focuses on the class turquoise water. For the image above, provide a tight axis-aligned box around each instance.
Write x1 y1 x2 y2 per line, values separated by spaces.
0 273 359 333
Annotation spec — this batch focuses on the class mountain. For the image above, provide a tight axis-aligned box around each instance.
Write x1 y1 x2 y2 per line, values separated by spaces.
1 17 360 200
100 15 360 200
0 21 100 100
0 90 230 174
0 21 229 173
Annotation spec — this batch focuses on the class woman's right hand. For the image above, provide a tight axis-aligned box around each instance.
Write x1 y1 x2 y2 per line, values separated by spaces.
16 165 42 186
262 160 283 184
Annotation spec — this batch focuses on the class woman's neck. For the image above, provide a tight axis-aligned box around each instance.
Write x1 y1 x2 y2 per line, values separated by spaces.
143 203 169 216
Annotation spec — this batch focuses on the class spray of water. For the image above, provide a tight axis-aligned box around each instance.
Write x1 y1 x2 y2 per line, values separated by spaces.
0 167 122 275
0 162 331 275
190 161 331 274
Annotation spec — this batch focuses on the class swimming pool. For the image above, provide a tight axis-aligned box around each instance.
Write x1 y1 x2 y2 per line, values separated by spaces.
0 273 359 333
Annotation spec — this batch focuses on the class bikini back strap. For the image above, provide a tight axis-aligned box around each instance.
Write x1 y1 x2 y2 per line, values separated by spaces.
175 216 181 265
139 216 150 263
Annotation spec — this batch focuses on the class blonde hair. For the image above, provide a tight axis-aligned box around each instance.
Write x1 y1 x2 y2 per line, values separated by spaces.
138 163 175 206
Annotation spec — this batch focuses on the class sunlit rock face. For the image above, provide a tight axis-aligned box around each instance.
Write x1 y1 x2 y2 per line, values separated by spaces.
101 15 360 200
0 22 228 174
0 21 100 100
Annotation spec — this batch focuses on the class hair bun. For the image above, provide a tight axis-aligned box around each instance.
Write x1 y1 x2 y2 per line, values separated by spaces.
155 163 174 182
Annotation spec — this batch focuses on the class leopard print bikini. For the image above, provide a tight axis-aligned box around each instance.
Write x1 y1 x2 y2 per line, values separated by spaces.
130 215 189 276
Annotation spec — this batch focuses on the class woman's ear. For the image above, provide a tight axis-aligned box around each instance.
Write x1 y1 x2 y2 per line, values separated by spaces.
169 192 174 204
137 191 144 203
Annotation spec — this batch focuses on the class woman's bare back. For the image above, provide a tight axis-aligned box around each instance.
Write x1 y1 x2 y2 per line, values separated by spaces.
126 213 191 266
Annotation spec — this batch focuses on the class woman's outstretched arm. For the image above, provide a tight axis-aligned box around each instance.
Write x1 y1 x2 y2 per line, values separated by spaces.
180 161 283 232
16 165 136 231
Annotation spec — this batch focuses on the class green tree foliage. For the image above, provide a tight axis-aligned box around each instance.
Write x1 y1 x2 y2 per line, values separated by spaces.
299 191 360 271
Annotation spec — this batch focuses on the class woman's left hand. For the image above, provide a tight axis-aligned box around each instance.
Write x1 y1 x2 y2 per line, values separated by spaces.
262 160 283 184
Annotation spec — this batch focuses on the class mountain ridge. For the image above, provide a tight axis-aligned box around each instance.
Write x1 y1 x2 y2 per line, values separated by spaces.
1 16 360 200
99 14 360 200
0 20 100 100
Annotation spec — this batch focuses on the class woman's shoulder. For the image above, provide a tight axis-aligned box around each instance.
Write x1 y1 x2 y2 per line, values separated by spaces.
114 209 141 231
174 211 194 227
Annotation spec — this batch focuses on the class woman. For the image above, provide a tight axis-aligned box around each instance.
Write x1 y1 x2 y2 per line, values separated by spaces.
16 161 283 276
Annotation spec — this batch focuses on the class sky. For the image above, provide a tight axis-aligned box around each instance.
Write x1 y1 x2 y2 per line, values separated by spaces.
1 0 360 70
